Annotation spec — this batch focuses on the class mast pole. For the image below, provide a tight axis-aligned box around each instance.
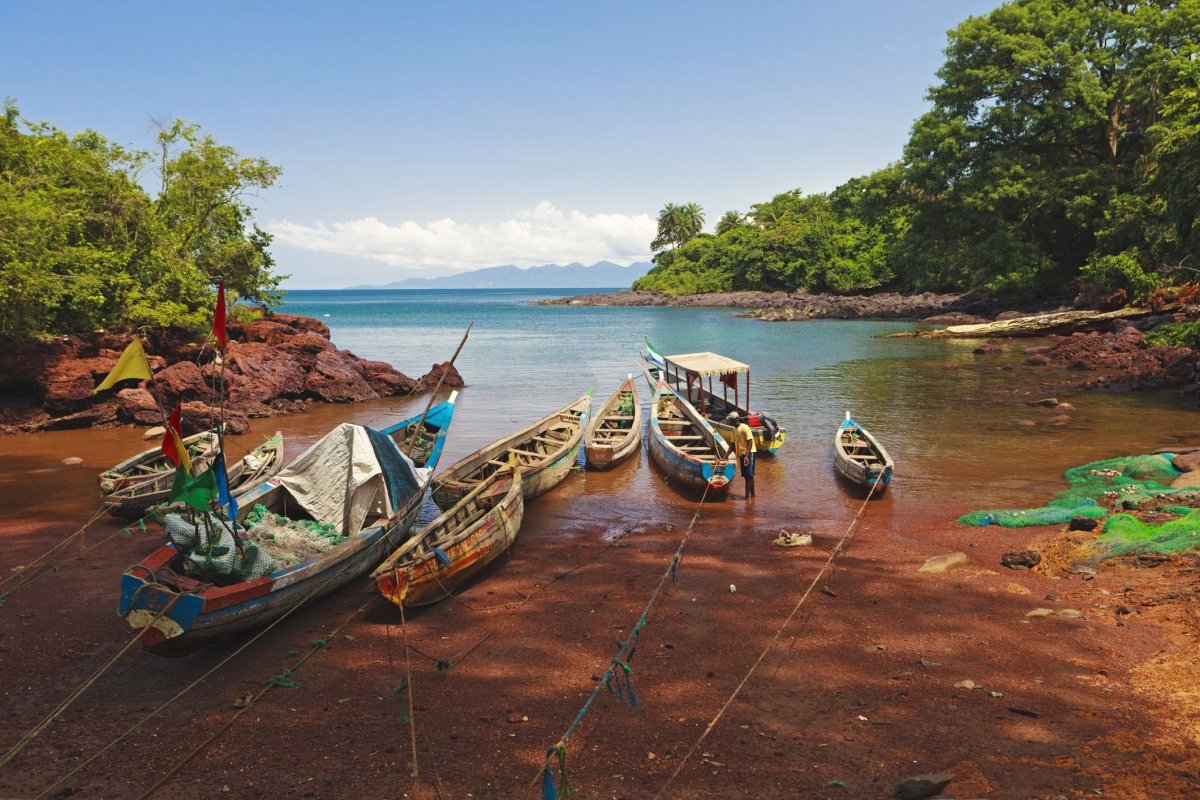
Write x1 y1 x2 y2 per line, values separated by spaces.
404 322 473 450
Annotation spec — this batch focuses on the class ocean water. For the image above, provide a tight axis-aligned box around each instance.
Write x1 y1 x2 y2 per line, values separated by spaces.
271 288 1199 530
5 288 1197 534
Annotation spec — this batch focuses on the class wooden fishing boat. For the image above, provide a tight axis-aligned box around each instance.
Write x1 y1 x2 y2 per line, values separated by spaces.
647 378 735 497
645 339 786 456
834 412 893 493
102 433 285 518
431 392 591 509
99 428 223 518
585 375 641 470
117 393 458 652
373 467 524 607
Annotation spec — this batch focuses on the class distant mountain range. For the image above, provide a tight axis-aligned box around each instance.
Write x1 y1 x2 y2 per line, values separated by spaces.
347 260 653 289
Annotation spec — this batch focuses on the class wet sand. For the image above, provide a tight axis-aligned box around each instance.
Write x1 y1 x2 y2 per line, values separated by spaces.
2 388 1199 798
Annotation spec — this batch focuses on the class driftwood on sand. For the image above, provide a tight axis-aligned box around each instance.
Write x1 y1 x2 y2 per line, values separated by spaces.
890 307 1156 339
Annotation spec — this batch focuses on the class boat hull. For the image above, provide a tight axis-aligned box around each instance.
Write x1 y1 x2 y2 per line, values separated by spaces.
712 419 786 457
118 399 456 652
833 417 893 493
374 471 524 607
100 430 222 518
432 393 590 509
647 384 734 497
585 378 641 470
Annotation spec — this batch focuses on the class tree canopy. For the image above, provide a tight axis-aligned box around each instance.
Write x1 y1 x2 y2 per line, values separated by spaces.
636 0 1200 299
0 103 284 340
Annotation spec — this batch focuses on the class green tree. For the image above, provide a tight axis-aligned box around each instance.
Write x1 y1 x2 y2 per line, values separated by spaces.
715 210 746 235
902 0 1199 296
650 202 706 252
0 104 284 340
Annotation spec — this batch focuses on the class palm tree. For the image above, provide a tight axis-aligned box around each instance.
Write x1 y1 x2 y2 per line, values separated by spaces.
650 202 706 252
715 210 746 236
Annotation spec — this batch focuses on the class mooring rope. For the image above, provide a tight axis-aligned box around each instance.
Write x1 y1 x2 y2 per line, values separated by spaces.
0 516 153 605
529 484 717 798
33 542 391 799
129 597 376 800
651 479 882 799
0 591 183 770
0 505 117 591
397 600 423 799
405 521 643 673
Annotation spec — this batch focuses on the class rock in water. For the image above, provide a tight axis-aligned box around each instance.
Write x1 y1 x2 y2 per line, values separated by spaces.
894 772 954 800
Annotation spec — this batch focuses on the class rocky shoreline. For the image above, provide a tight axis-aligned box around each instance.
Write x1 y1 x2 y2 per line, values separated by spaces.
535 287 1061 322
541 287 1200 394
0 312 463 435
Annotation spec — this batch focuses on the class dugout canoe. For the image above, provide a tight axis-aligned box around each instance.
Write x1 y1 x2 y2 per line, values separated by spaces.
98 428 222 518
102 433 284 519
117 394 457 652
647 377 734 497
584 375 641 470
373 467 524 607
833 412 893 493
431 392 591 509
644 339 785 456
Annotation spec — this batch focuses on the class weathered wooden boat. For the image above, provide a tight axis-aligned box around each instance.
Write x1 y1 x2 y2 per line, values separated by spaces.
834 412 893 493
373 467 524 607
99 428 223 518
102 433 285 518
647 378 735 497
585 375 641 470
431 392 591 509
117 393 457 652
645 339 785 456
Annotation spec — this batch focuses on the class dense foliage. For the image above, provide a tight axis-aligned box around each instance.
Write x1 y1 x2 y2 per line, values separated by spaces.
0 104 283 340
636 0 1200 298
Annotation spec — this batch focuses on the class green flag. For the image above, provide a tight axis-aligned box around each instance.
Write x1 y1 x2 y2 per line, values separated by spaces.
168 466 218 512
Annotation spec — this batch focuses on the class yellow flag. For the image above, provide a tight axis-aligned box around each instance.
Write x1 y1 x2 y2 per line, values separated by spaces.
92 338 153 395
167 425 193 472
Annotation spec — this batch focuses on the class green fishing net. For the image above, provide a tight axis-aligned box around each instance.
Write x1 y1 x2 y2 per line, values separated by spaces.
1100 510 1200 556
958 454 1194 528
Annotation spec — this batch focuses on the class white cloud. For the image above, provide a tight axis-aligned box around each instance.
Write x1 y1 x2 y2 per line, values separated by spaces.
265 201 655 273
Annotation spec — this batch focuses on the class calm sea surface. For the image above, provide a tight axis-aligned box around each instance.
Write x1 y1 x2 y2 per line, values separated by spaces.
5 288 1199 542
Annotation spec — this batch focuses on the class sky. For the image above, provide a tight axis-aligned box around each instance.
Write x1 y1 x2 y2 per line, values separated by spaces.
2 0 1003 288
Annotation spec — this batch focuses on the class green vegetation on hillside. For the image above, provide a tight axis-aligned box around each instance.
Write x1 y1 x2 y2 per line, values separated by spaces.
0 103 283 340
636 0 1200 298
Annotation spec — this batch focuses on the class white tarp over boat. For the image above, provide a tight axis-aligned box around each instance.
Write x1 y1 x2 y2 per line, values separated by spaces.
274 423 427 536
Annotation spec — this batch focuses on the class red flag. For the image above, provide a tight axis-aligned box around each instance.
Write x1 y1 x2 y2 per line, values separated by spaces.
161 403 187 469
213 281 227 351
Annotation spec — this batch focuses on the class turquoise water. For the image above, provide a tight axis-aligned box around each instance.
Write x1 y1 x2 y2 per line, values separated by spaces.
6 289 1196 534
272 288 1200 533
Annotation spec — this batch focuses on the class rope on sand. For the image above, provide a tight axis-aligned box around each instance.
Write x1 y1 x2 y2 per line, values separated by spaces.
530 484 718 799
33 550 387 799
0 516 153 605
404 521 643 673
651 479 883 799
0 505 126 593
0 592 183 770
129 598 375 800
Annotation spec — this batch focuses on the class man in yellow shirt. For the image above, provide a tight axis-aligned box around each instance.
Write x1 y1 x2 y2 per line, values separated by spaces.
727 411 756 499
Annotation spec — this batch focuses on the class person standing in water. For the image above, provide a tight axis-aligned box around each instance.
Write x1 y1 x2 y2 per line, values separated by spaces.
728 411 756 499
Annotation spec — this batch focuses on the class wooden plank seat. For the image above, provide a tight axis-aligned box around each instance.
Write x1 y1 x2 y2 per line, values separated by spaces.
665 434 704 441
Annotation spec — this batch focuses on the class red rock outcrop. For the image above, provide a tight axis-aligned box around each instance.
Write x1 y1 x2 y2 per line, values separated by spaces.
0 311 465 434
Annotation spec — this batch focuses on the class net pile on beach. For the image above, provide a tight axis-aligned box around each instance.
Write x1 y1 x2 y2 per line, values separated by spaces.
1100 509 1200 556
163 513 274 580
242 503 343 567
958 454 1196 529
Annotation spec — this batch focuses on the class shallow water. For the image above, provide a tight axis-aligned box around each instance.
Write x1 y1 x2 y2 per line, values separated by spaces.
3 289 1198 543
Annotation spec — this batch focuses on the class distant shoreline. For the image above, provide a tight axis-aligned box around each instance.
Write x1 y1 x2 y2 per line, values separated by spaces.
534 288 1044 323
